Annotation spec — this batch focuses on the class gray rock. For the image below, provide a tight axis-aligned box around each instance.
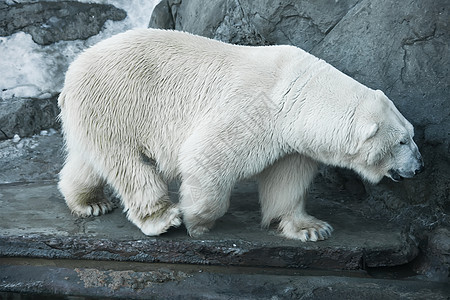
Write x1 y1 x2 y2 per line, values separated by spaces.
413 227 450 282
0 1 127 45
311 0 449 129
1 261 449 299
0 133 63 184
0 181 420 269
0 97 60 140
150 0 268 45
148 0 174 30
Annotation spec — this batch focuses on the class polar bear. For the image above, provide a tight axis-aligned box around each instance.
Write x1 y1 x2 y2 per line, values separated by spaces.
58 29 424 242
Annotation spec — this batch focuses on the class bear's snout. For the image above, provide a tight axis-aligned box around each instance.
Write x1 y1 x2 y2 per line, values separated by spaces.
388 154 424 182
412 152 424 176
414 160 425 175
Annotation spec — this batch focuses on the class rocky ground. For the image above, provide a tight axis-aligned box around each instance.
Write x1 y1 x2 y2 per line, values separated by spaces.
0 130 62 184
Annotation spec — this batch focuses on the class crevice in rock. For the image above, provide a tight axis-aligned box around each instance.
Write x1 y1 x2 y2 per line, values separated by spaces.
403 25 437 45
0 129 9 140
310 0 364 54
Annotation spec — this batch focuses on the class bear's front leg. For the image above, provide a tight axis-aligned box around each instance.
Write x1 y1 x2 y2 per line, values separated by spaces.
257 153 333 242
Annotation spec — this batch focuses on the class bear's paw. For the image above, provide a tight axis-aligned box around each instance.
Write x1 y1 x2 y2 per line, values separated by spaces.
280 215 333 242
71 200 114 217
138 204 182 236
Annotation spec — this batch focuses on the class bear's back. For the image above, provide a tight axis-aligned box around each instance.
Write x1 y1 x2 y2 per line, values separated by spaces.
58 29 305 178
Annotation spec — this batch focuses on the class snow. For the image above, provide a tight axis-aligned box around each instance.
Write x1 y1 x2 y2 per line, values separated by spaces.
39 128 58 136
0 0 161 101
12 134 21 143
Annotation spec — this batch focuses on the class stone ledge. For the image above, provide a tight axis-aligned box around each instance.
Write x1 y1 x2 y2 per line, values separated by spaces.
0 181 418 270
1 258 449 300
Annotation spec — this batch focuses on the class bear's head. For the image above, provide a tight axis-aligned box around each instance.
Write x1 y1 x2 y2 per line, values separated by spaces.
343 90 424 184
281 66 423 184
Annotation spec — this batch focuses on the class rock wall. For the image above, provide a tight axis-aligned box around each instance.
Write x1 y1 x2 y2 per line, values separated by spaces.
150 0 449 231
0 0 159 139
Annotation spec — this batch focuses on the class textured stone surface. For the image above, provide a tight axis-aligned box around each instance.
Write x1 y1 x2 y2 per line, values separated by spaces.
0 132 63 183
413 227 450 282
0 1 126 45
1 258 449 299
0 96 60 140
0 181 419 270
0 0 127 139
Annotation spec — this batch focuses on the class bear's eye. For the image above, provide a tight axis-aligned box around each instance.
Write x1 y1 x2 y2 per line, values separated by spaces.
400 140 407 145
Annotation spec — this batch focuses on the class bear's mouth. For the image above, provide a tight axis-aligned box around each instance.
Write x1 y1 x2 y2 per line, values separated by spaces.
388 169 403 182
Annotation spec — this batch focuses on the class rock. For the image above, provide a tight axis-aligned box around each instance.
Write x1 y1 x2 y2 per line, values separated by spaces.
311 0 449 130
0 133 63 184
150 0 360 48
2 261 449 299
0 1 127 45
0 181 420 269
413 227 450 282
148 0 174 30
0 97 60 140
150 0 268 45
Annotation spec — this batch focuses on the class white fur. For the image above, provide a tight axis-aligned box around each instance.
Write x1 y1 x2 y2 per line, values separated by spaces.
58 29 422 241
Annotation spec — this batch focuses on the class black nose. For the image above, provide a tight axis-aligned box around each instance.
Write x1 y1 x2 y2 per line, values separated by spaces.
415 164 425 175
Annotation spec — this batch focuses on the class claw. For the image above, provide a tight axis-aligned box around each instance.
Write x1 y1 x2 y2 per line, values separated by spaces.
319 229 328 238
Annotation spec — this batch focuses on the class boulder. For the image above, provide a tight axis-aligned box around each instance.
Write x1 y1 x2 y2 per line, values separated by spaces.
0 1 126 45
0 96 60 140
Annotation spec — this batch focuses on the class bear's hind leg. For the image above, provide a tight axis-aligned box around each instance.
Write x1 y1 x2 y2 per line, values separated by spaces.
59 153 113 217
102 152 181 236
177 128 236 237
178 166 233 237
257 154 333 242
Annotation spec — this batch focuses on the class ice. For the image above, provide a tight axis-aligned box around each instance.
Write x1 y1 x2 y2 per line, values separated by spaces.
0 0 161 101
40 128 58 136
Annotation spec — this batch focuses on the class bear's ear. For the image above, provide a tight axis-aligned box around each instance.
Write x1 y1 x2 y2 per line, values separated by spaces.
349 123 379 155
361 123 379 141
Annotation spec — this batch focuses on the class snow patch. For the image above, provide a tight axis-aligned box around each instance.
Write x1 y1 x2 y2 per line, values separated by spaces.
0 0 161 101
40 128 58 136
12 134 21 143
